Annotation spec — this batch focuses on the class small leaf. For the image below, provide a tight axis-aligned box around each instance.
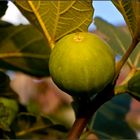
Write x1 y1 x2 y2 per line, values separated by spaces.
0 1 8 18
0 97 18 131
0 21 51 77
128 70 140 100
112 0 140 39
14 1 93 47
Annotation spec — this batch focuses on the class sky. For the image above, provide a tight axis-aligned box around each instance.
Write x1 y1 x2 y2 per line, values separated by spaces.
2 1 126 27
2 1 29 25
93 1 126 26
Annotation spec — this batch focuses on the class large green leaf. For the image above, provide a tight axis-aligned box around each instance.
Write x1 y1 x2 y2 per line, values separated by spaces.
0 1 8 18
91 94 137 139
112 0 140 40
0 21 51 77
94 17 140 68
14 1 93 48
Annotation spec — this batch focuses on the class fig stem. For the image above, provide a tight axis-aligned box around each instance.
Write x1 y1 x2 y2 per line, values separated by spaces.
67 117 89 140
114 38 139 82
114 84 128 95
67 85 114 140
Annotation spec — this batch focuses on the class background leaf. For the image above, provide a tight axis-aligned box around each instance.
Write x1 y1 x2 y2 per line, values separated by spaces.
112 0 140 39
12 113 52 133
94 17 140 68
0 103 11 131
128 70 140 101
91 94 137 139
0 21 51 77
14 1 93 47
0 71 10 93
0 97 19 131
13 112 67 139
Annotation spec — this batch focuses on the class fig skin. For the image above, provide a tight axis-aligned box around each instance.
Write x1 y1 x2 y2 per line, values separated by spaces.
49 32 115 97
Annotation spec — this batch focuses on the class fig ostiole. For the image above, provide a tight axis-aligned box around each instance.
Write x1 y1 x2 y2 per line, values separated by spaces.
49 32 115 98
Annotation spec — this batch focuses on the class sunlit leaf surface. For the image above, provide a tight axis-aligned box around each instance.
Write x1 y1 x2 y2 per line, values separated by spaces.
14 1 93 47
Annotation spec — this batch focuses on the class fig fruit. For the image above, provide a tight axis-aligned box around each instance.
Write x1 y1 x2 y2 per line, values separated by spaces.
49 32 115 97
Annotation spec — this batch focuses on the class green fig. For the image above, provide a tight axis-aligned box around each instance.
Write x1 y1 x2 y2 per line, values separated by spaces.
49 32 115 97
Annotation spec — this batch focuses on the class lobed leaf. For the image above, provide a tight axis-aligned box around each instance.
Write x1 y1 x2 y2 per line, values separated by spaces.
14 1 93 48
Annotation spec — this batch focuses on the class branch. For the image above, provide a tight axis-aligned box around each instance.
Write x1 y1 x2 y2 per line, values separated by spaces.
67 84 114 140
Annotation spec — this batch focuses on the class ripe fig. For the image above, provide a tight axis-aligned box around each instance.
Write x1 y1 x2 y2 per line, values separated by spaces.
49 32 115 97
